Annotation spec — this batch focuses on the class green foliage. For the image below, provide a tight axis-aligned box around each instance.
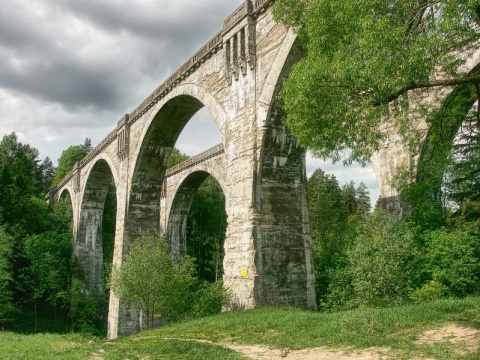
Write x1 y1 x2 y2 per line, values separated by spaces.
273 0 480 164
0 133 47 229
308 169 348 306
101 184 116 291
67 277 100 335
39 157 55 194
446 109 480 205
355 182 371 217
191 281 229 318
111 234 196 329
187 177 226 283
307 168 371 309
24 231 72 307
348 211 418 308
0 226 15 325
51 144 88 187
400 87 478 230
167 148 189 169
409 280 447 304
422 228 480 296
322 210 421 310
52 196 74 234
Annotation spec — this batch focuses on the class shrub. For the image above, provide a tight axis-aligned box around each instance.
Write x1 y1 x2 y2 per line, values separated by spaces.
192 281 229 318
409 280 447 303
423 228 480 296
346 210 420 308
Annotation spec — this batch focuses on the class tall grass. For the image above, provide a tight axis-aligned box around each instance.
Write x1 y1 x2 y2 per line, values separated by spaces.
1 297 479 360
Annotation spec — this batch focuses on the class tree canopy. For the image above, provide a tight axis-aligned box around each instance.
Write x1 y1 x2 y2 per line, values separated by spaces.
273 0 480 164
52 138 92 187
111 235 196 329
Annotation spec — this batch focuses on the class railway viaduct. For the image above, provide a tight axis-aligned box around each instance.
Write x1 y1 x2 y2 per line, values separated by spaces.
49 0 480 339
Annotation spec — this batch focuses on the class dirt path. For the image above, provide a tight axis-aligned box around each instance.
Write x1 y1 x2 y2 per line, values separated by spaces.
117 323 479 360
224 344 390 359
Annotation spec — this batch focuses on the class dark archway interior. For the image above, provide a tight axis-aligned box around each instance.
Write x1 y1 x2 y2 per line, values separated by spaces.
186 176 226 283
413 82 479 206
167 172 226 283
77 160 117 329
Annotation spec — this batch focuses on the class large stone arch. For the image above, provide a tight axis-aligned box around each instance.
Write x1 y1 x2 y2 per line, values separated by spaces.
411 64 480 208
77 156 118 298
371 48 480 201
166 170 226 261
125 87 228 244
113 88 228 336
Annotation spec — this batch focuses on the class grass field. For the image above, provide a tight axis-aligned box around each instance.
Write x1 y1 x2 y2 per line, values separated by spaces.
1 297 479 359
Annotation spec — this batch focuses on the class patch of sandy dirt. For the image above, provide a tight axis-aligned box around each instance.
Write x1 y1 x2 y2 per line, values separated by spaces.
226 344 390 360
415 322 479 355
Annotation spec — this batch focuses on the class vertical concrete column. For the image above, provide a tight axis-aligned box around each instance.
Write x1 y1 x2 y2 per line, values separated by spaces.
222 110 258 308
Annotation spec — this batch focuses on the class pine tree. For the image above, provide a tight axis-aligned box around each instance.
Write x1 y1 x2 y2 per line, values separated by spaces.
447 107 480 205
355 182 371 217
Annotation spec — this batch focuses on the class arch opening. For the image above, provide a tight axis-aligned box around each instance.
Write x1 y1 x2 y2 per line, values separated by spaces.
167 172 226 284
127 95 211 241
404 78 479 223
57 189 74 238
186 176 226 283
77 159 117 332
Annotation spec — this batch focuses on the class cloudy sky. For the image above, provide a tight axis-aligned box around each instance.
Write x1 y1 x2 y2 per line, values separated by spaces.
0 0 380 203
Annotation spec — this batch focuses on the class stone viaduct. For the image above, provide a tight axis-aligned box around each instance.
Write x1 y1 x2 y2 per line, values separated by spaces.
49 0 480 339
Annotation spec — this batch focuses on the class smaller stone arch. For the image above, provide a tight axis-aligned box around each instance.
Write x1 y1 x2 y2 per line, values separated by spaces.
59 188 72 202
166 170 226 262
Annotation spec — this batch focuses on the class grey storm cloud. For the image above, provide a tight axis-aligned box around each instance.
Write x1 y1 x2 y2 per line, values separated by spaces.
0 0 380 203
0 0 242 111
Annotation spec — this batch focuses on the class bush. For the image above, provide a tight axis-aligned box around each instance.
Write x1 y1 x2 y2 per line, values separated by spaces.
423 228 480 297
192 281 229 318
326 210 421 309
409 280 447 303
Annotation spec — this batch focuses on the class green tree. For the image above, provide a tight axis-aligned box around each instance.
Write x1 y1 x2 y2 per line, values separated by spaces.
111 235 196 329
422 228 480 296
273 0 480 164
0 226 15 326
347 210 420 307
342 181 358 216
52 139 92 186
39 157 55 193
187 177 226 283
0 133 44 228
80 138 92 153
307 169 350 307
446 109 480 205
355 182 371 217
167 148 189 169
102 184 116 294
24 231 72 331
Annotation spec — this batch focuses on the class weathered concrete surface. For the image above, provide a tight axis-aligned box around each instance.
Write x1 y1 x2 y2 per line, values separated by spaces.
50 0 480 339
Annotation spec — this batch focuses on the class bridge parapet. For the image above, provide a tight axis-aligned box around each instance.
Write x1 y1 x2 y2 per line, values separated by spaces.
165 143 225 178
254 0 274 13
53 1 277 193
